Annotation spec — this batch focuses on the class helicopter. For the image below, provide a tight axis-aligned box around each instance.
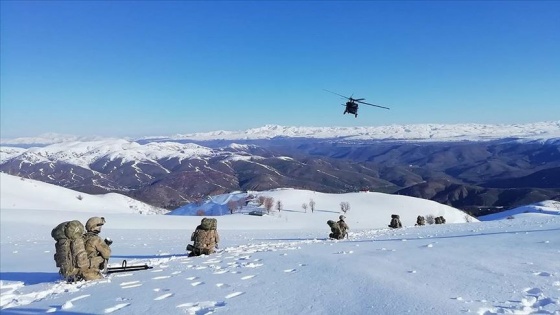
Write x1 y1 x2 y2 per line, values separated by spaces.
324 89 390 117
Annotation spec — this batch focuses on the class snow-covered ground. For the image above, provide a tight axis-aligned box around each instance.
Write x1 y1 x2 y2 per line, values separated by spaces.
1 174 559 314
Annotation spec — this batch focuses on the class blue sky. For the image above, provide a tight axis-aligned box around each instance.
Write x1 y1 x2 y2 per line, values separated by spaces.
1 1 559 138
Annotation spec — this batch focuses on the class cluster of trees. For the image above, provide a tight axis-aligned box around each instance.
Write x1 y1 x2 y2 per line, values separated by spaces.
197 194 353 216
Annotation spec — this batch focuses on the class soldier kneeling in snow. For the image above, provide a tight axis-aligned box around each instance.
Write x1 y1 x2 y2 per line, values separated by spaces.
83 217 112 280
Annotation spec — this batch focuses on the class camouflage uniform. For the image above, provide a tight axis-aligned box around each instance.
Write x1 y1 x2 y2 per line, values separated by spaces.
337 215 349 238
190 224 220 257
83 217 111 280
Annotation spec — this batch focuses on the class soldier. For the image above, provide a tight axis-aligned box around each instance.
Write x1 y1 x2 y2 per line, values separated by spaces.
388 214 403 229
83 217 112 280
338 215 349 239
415 215 426 226
188 218 220 257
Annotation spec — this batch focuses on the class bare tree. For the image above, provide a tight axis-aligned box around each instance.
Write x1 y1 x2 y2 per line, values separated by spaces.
193 195 204 206
426 214 435 225
227 200 237 214
276 200 283 212
237 199 245 210
340 201 350 214
309 199 315 213
302 203 308 213
264 197 274 214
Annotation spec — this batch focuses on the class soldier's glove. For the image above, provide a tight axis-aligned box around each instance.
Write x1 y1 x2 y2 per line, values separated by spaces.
104 238 113 246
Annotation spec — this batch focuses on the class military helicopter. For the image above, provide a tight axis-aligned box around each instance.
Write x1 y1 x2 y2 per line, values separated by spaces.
324 89 390 117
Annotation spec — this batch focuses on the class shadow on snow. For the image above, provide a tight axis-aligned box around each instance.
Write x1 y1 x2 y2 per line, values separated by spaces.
0 272 60 286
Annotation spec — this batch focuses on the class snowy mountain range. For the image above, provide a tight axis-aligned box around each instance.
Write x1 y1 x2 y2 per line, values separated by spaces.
1 121 559 215
2 121 560 146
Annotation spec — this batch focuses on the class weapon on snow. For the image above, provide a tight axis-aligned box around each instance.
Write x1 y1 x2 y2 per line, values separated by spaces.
106 259 153 274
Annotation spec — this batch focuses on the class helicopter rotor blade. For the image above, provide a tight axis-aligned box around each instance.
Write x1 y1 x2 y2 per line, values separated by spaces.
323 89 351 100
356 100 390 110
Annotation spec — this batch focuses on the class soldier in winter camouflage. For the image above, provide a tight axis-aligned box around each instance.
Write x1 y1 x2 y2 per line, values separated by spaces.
83 217 112 280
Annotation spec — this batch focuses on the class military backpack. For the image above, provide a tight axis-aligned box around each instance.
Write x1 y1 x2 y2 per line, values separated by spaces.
200 218 217 230
51 220 88 279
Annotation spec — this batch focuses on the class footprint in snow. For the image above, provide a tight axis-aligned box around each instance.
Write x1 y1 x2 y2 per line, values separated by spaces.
69 294 90 302
120 280 142 289
152 275 171 280
151 269 164 273
524 287 543 295
154 293 174 300
216 283 230 288
241 275 255 280
112 273 133 278
186 276 198 281
284 269 296 273
191 281 205 286
176 301 226 314
533 271 553 277
213 270 228 275
104 303 130 313
225 291 245 299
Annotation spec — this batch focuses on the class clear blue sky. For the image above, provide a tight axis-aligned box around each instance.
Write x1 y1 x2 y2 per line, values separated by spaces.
1 1 559 138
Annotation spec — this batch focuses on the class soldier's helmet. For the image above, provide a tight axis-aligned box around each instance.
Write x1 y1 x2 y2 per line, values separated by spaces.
339 215 345 220
86 217 106 233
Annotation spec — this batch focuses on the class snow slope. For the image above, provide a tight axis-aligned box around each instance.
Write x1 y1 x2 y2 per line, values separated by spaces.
1 175 559 314
0 173 167 215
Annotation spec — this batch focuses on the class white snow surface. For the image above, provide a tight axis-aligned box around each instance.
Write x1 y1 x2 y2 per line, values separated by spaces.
0 173 168 215
1 175 559 314
2 121 560 145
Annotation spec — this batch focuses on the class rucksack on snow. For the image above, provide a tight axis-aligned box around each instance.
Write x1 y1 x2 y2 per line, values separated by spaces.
51 220 89 278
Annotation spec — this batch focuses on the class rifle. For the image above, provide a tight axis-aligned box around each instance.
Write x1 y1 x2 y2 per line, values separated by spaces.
106 260 153 274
